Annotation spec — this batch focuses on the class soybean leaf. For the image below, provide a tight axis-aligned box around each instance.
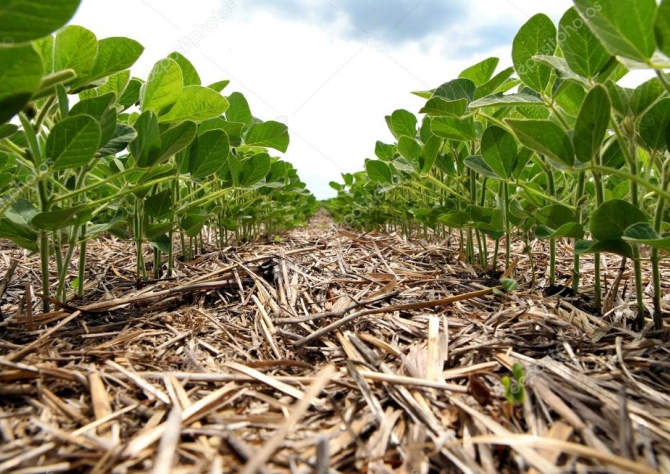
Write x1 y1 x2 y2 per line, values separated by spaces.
431 116 476 141
366 160 393 185
148 234 171 254
573 0 656 63
375 141 396 161
589 199 647 240
389 109 417 139
142 58 183 114
145 190 173 219
535 204 583 239
32 205 89 231
70 92 117 146
159 85 229 123
433 79 476 102
240 153 271 188
559 7 612 79
575 238 634 258
71 37 144 91
505 119 574 166
481 126 517 180
0 124 18 141
512 14 556 92
657 0 670 57
207 80 230 92
574 85 611 163
554 80 587 116
54 25 97 78
46 115 102 170
622 222 670 252
534 55 589 85
0 0 81 44
168 51 200 86
145 221 174 240
439 210 470 228
398 136 422 163
420 135 441 174
639 98 670 151
630 78 666 116
226 92 253 129
83 209 126 240
0 218 38 251
459 57 499 86
118 78 143 110
0 46 43 124
604 80 632 116
474 67 515 100
130 111 161 168
98 123 136 157
158 120 197 162
464 155 501 180
246 121 289 152
470 93 544 109
94 70 130 98
189 129 229 178
180 210 209 237
419 97 468 117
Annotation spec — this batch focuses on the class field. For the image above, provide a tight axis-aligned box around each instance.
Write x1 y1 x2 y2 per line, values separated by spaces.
2 0 670 472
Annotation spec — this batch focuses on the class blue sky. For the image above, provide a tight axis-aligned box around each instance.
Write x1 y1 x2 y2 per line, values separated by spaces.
72 0 588 198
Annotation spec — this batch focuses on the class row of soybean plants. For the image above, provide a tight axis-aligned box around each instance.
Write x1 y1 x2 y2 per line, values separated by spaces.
0 0 317 311
326 0 670 331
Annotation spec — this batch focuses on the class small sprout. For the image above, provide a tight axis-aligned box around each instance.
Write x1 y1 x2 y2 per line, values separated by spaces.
502 362 526 405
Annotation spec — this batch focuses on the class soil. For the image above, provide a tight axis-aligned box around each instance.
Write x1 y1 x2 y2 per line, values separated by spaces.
0 210 668 473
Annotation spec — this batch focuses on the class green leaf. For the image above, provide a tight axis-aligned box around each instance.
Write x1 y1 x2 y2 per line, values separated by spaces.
389 109 417 139
573 0 656 62
46 115 102 170
474 67 515 100
70 92 117 146
481 126 517 180
0 0 81 44
0 218 38 251
32 205 88 231
419 97 468 117
94 70 130 98
470 93 544 109
534 55 589 86
553 80 587 116
535 204 583 239
590 199 647 240
505 119 574 166
180 210 209 237
398 136 422 163
512 14 557 92
574 85 611 163
375 141 396 161
118 78 142 110
148 234 171 254
207 80 230 93
98 124 137 157
158 121 197 162
145 190 173 219
143 58 183 114
459 57 499 86
558 7 612 79
226 92 252 129
240 153 271 188
189 129 229 178
433 79 476 102
130 111 162 168
167 51 200 86
431 116 476 141
420 135 441 174
656 0 670 57
639 98 670 151
604 80 632 116
83 209 127 240
54 25 97 78
622 222 670 252
0 124 18 141
71 37 144 91
366 160 393 185
158 85 229 123
630 78 665 117
0 45 43 124
245 121 289 152
536 222 585 239
575 238 634 258
464 155 501 180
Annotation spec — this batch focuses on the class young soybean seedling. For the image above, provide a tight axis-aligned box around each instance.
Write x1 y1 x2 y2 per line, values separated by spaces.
501 362 526 405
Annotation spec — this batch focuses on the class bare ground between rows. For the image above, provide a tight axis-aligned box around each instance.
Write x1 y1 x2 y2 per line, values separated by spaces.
0 210 669 473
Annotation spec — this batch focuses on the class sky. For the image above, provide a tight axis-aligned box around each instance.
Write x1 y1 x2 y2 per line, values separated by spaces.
69 0 642 199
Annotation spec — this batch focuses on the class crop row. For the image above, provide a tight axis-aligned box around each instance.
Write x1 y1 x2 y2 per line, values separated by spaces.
0 0 317 312
326 0 670 331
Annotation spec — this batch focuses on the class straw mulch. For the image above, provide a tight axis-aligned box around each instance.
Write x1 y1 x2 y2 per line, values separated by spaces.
0 211 669 474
